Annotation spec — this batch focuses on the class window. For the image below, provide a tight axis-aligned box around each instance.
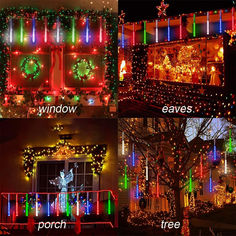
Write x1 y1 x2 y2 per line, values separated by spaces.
37 160 94 193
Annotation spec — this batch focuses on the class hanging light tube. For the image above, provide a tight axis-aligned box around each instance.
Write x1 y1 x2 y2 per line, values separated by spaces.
168 18 170 41
121 24 125 48
179 16 182 40
122 131 125 155
229 127 232 153
193 14 196 37
189 169 192 192
207 11 210 35
32 17 36 44
219 10 222 33
66 193 70 216
77 193 80 216
86 192 89 215
156 20 159 43
16 194 18 217
224 152 227 174
144 21 147 44
96 192 99 215
232 7 235 30
56 193 59 217
56 17 60 43
47 194 50 216
200 155 203 179
132 143 135 167
20 18 24 44
72 17 75 44
99 16 103 43
209 169 212 192
213 139 216 161
108 192 111 215
124 165 128 189
44 17 48 43
9 17 13 44
132 23 135 46
156 173 160 198
36 193 38 217
86 17 89 44
136 175 139 199
8 194 10 216
25 193 29 216
145 156 148 181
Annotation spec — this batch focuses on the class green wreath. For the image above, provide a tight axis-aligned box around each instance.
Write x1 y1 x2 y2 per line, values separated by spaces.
21 56 41 80
72 58 94 81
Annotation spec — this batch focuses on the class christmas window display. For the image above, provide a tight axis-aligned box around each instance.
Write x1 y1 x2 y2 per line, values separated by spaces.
0 7 117 117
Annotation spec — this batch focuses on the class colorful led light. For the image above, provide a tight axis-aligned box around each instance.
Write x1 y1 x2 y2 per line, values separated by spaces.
20 18 24 44
168 18 170 41
16 194 18 217
156 173 159 198
86 192 89 215
209 169 212 192
32 17 36 44
97 192 99 215
66 193 69 216
36 193 38 216
25 193 29 216
224 152 227 174
86 17 89 44
121 24 124 48
8 194 10 216
144 21 147 44
77 193 80 216
193 14 196 37
124 165 128 189
56 17 60 43
9 17 13 44
108 192 111 215
189 169 192 192
47 194 50 216
136 175 139 199
132 143 135 167
44 17 48 43
156 20 159 43
219 10 222 33
122 131 125 155
132 23 135 46
72 17 75 44
207 11 210 35
99 16 103 43
179 16 182 40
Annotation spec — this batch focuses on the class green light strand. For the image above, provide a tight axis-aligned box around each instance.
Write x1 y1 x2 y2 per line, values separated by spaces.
189 169 192 192
20 18 24 43
66 193 69 217
193 14 196 37
124 165 128 189
229 127 232 153
72 17 75 44
108 192 111 215
25 194 29 216
144 21 147 44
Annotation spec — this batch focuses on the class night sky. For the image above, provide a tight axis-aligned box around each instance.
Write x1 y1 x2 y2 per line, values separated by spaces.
119 0 235 22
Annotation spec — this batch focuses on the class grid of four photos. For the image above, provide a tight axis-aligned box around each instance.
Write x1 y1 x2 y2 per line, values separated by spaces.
0 0 235 235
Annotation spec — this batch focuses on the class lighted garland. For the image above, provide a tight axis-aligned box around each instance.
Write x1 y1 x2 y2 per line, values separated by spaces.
21 56 41 80
23 142 107 177
72 58 94 81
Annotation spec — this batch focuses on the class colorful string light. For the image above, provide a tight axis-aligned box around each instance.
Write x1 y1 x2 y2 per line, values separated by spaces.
132 23 135 46
44 17 48 43
16 194 18 217
124 165 128 189
193 14 196 37
108 192 111 215
32 17 36 44
156 20 159 43
99 16 103 43
9 17 13 44
144 21 147 44
72 17 75 44
219 10 222 33
36 193 38 216
168 18 170 41
25 194 29 216
189 169 192 192
136 175 139 199
122 24 124 48
86 17 89 44
8 194 10 216
77 193 80 216
20 18 24 44
47 194 50 216
56 17 60 43
97 192 99 215
207 11 210 35
209 169 212 192
179 16 182 40
132 143 135 167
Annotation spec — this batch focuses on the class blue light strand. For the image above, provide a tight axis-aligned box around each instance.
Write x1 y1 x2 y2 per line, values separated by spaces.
136 175 139 199
219 10 222 33
132 143 135 167
168 18 170 41
32 17 36 44
86 18 89 44
8 194 10 216
122 24 124 48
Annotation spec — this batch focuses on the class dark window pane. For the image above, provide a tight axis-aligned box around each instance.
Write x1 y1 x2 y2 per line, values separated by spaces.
77 163 84 174
85 162 92 173
85 175 93 186
77 175 84 186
